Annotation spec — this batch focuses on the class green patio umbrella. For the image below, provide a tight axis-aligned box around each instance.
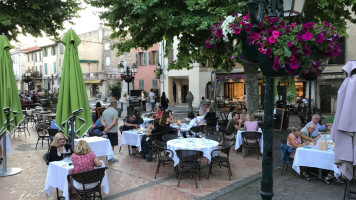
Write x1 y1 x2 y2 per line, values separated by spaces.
55 30 92 145
0 35 23 176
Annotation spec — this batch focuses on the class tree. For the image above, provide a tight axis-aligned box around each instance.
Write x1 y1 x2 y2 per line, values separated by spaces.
0 0 81 41
109 81 122 100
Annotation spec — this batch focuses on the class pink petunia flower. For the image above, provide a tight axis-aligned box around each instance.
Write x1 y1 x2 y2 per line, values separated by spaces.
315 34 325 43
272 31 280 37
303 22 314 29
234 27 241 34
289 60 299 70
268 36 277 44
287 42 293 48
216 29 223 37
301 31 313 40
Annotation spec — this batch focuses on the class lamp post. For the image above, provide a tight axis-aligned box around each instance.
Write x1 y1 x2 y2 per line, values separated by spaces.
246 1 307 199
119 62 138 96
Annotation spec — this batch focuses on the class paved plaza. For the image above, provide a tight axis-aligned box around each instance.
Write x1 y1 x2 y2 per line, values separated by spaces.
0 108 348 200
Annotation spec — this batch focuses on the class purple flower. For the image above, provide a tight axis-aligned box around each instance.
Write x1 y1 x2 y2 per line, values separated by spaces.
303 45 311 55
323 21 330 27
297 33 304 42
303 22 314 29
301 31 313 40
289 55 295 61
272 31 280 37
288 42 294 48
289 60 299 70
315 34 325 43
273 57 281 70
331 48 340 57
250 32 260 40
269 26 278 31
268 36 277 44
268 17 279 24
234 27 241 34
231 55 235 60
205 39 211 49
258 48 267 54
216 29 223 37
266 48 273 58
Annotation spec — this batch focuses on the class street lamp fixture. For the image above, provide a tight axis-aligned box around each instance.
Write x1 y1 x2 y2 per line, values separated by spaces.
246 1 307 199
119 62 138 96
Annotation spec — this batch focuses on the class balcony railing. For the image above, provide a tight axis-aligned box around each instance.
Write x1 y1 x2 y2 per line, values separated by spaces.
82 72 119 80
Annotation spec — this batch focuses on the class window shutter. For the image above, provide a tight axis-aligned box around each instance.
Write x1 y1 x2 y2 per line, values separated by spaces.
149 52 152 65
143 52 147 65
152 79 158 89
136 53 139 65
54 62 56 74
156 50 159 65
139 79 144 90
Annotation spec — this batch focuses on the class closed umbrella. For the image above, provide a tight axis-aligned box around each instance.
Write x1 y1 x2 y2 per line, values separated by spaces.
331 60 356 180
55 30 92 150
0 35 23 176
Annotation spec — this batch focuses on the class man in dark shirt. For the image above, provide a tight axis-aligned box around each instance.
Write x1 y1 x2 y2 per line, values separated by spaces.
123 114 139 131
226 112 242 139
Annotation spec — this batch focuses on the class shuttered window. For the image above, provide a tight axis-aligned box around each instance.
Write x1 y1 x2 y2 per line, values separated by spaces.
143 52 147 65
139 79 144 90
136 53 139 65
152 79 158 90
149 52 152 65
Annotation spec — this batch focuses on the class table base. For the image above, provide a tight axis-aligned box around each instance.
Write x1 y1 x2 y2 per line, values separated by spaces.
0 167 22 177
307 168 330 184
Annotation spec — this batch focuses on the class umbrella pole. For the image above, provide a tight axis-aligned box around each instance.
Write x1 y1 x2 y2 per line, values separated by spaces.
69 116 75 152
0 108 22 177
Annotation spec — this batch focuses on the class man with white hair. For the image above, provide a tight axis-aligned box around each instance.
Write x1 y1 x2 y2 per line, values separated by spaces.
301 123 317 141
303 114 331 138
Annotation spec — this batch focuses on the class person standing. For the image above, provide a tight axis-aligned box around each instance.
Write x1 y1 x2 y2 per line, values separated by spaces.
101 101 119 162
141 90 147 111
160 92 169 111
149 89 156 112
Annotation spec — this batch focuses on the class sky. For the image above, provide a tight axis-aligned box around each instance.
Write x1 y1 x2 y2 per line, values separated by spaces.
14 2 104 49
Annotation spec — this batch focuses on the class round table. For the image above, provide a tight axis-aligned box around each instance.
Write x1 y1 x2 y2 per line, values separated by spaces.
167 138 219 166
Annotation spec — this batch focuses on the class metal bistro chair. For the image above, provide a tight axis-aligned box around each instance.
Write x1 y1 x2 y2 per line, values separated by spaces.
208 141 235 181
241 131 262 160
151 140 176 179
15 117 30 138
205 135 221 143
189 125 206 137
35 123 50 150
175 150 203 188
47 128 59 144
162 134 178 143
205 117 218 135
67 167 108 200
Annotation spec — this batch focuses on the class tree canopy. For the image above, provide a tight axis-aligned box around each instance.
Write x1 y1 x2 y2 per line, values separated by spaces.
0 0 81 41
87 0 356 71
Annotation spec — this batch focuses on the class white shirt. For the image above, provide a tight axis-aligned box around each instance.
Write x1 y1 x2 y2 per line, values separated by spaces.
149 92 155 103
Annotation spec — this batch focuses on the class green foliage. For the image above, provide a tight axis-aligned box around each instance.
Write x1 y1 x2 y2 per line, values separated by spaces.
109 81 122 100
88 0 356 72
1 0 81 41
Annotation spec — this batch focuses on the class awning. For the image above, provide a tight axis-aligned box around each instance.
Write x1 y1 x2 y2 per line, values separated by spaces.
80 60 99 63
84 80 101 84
216 73 244 80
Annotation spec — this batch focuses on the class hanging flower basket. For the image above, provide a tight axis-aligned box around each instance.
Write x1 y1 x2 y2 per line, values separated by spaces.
257 52 303 77
120 74 135 83
241 32 258 63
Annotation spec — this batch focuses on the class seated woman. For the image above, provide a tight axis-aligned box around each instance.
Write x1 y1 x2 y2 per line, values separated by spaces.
204 107 216 119
151 106 163 119
239 108 248 125
71 140 102 190
49 133 71 162
287 127 316 159
167 110 174 124
141 119 164 159
244 114 259 131
199 103 208 117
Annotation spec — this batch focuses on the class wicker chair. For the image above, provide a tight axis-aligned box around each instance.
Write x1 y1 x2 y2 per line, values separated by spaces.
189 125 206 137
47 128 59 143
162 134 178 143
151 140 176 179
205 117 218 135
175 150 203 188
67 167 108 199
208 141 235 181
241 131 262 159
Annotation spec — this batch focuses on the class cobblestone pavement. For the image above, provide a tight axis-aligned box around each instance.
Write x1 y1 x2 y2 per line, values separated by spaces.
0 109 262 200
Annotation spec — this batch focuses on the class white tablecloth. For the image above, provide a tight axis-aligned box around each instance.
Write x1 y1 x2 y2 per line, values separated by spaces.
170 123 191 136
167 138 219 166
292 145 341 178
143 117 154 124
44 160 109 200
120 130 146 152
235 128 263 153
0 134 12 155
74 137 114 160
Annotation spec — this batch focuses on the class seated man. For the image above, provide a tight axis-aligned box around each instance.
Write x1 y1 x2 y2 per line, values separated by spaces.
89 117 104 136
300 123 317 141
123 114 139 131
226 112 242 140
303 114 331 139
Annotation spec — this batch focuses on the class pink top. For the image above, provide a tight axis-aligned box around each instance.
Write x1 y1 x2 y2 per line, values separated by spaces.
71 151 96 173
244 121 258 131
287 133 302 147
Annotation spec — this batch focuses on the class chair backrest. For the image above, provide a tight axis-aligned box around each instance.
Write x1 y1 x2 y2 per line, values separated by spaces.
47 128 59 137
205 117 218 127
43 152 50 165
152 140 166 150
162 134 178 143
175 150 203 164
35 123 49 135
190 125 205 134
150 132 165 142
119 126 124 135
241 131 261 145
68 167 108 190
205 135 221 142
220 141 235 156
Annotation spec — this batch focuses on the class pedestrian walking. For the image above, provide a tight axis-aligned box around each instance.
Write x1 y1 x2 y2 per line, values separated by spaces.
160 92 169 111
149 89 156 112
